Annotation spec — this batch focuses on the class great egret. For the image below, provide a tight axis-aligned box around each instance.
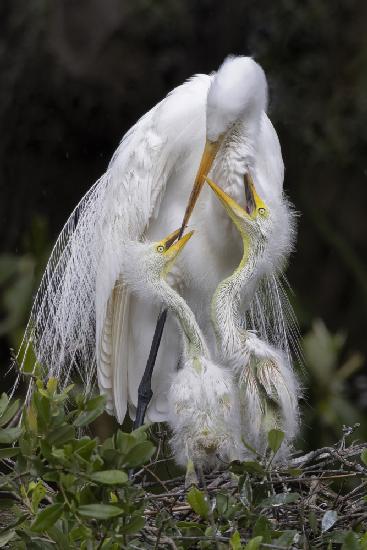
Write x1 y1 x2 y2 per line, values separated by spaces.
206 176 300 454
17 55 296 426
120 228 243 479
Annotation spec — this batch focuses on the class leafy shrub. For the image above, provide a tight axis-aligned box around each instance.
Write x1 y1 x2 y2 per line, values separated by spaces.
0 379 155 548
0 380 366 548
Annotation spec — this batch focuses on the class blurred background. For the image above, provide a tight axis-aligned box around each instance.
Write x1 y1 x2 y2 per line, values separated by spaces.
0 0 366 451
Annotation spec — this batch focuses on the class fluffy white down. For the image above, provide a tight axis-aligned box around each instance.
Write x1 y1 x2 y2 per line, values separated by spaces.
232 331 300 459
168 357 243 468
206 56 267 142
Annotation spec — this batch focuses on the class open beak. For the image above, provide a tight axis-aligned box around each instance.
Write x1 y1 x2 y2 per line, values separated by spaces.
205 176 249 222
163 228 195 259
162 228 181 250
180 138 222 234
244 172 266 215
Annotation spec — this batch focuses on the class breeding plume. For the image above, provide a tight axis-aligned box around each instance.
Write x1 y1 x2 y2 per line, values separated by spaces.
207 176 300 454
120 228 243 477
17 55 297 425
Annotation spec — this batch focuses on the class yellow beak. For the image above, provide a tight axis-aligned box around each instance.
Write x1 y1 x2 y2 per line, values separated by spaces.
205 176 248 221
180 138 222 233
205 174 267 222
161 228 195 259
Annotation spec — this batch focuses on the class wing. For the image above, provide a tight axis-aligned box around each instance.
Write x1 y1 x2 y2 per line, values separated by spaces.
17 73 212 422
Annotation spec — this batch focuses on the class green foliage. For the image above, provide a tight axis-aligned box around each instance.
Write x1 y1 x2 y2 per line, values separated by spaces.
0 381 366 548
0 379 155 548
300 320 366 449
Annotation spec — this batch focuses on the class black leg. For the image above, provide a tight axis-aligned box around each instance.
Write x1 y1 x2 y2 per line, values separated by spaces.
133 309 168 429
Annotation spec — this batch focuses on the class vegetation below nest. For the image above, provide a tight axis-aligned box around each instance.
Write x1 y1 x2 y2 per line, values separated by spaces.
0 380 366 548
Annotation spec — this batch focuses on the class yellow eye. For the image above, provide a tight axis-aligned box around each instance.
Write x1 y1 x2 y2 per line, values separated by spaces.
156 245 165 253
258 207 266 215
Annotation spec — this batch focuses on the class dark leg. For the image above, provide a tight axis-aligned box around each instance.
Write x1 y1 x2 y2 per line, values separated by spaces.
133 309 168 429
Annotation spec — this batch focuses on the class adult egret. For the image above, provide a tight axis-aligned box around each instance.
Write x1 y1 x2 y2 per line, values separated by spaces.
120 228 243 480
17 55 296 426
206 176 300 454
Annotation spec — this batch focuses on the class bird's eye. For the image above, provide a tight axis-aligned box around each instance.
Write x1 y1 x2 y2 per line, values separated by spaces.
258 207 266 215
156 245 165 253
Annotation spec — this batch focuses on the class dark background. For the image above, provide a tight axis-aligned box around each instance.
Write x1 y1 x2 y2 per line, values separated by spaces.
1 0 366 449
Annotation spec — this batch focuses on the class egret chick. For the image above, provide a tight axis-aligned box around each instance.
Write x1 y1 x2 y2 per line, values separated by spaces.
206 176 300 456
120 228 243 479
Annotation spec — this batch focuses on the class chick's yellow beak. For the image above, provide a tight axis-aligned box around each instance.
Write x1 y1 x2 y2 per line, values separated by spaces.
205 174 268 222
164 230 195 260
205 176 248 220
180 138 222 232
160 228 181 250
245 172 267 215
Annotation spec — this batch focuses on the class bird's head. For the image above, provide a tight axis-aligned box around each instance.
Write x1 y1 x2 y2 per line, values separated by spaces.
181 56 267 230
122 228 194 297
152 227 194 279
205 174 271 240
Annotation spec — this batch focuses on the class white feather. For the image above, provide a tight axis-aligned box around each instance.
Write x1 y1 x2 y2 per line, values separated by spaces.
207 56 267 141
16 55 299 436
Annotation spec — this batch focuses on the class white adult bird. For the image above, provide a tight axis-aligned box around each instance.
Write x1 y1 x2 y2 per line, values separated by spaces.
206 176 300 455
121 228 243 479
17 55 296 425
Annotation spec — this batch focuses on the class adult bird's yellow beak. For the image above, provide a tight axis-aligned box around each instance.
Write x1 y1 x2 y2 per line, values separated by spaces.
180 138 223 234
205 175 267 222
162 228 195 260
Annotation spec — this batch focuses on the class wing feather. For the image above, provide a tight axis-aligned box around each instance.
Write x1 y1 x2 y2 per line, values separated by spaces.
16 73 212 423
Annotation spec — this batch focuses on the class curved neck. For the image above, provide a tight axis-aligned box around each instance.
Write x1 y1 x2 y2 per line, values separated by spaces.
158 279 208 359
212 230 262 355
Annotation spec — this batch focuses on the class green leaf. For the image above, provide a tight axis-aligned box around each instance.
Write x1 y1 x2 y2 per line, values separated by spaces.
70 524 93 542
267 429 285 455
286 468 302 477
276 530 298 547
230 530 242 550
0 426 22 444
216 492 229 516
123 441 155 467
187 487 209 519
30 481 47 513
253 515 272 542
31 503 64 532
308 510 318 535
90 470 128 485
46 525 70 548
0 399 20 427
0 394 9 417
176 521 204 530
46 377 58 395
321 510 338 532
341 532 360 550
260 492 300 507
48 425 75 446
0 447 20 458
121 515 145 534
361 449 367 467
73 397 105 428
0 530 15 547
77 504 124 519
244 536 263 550
231 461 265 476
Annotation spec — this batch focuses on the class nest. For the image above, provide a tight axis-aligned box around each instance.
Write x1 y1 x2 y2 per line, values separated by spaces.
133 427 367 548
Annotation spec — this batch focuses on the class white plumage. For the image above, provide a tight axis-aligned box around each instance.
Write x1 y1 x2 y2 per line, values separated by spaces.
206 176 300 456
17 55 298 434
120 231 243 472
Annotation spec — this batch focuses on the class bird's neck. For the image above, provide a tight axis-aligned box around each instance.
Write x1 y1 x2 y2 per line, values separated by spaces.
158 279 208 360
212 231 262 355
